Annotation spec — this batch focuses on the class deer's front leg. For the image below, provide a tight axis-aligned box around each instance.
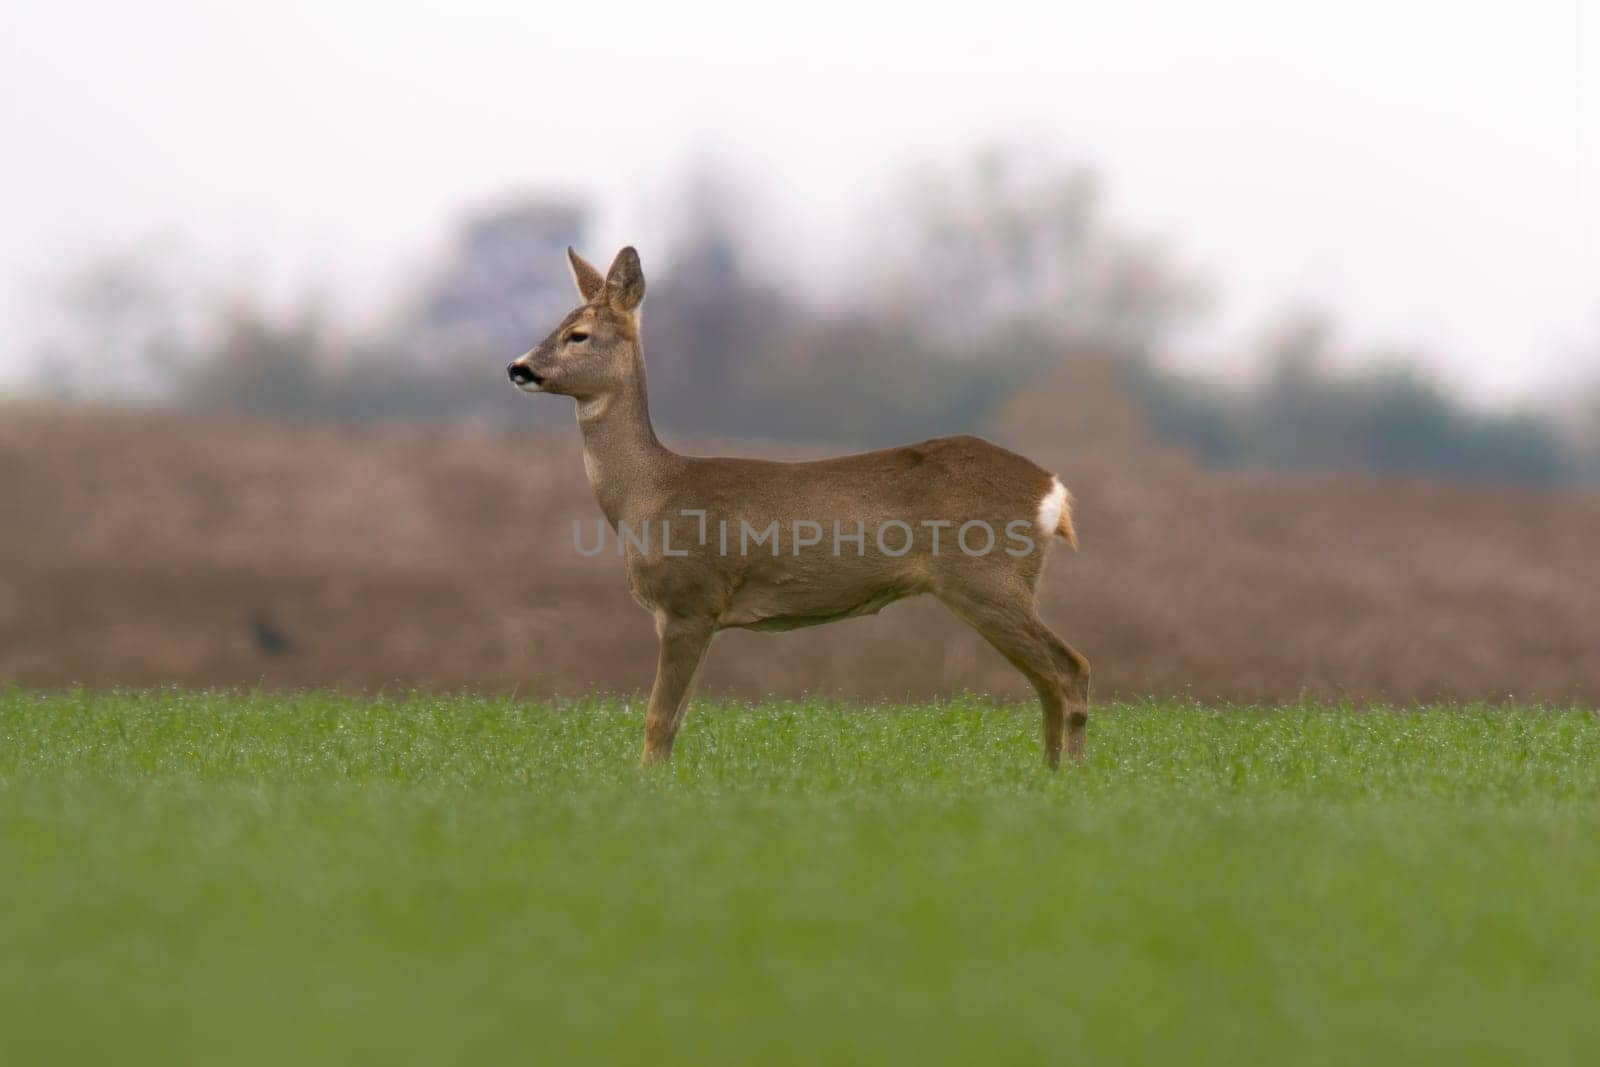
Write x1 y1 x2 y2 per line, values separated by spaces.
641 616 714 765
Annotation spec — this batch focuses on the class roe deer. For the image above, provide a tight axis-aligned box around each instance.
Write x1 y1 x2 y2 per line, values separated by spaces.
507 247 1090 767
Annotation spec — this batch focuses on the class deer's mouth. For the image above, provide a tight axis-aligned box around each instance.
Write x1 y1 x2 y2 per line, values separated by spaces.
507 362 546 391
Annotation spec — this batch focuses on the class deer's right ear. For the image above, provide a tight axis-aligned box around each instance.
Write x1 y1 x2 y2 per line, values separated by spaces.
567 247 606 303
604 246 646 314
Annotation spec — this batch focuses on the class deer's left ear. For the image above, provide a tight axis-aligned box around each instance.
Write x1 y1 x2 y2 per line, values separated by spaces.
568 246 605 303
604 246 646 314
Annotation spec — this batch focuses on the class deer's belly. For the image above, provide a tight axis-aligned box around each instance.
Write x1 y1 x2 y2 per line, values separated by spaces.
718 568 920 632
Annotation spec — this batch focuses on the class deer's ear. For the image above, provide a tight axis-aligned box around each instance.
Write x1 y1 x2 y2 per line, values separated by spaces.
568 246 605 303
604 246 646 314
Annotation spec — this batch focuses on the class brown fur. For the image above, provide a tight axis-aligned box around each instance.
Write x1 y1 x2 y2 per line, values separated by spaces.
1059 489 1079 549
508 248 1090 767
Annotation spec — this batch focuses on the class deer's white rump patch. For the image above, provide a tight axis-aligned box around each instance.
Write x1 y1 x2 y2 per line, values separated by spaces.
1036 477 1068 534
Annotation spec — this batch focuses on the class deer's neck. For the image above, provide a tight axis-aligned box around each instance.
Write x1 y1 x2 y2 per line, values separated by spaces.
575 363 674 527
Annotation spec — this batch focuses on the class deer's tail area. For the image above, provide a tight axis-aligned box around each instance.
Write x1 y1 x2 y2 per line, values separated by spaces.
1038 475 1079 551
1058 488 1079 549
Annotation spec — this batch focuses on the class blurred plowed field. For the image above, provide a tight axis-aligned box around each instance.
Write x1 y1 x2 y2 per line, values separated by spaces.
3 407 1597 703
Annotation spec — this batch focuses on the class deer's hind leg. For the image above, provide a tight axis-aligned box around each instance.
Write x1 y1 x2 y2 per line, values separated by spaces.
641 615 714 766
938 587 1091 768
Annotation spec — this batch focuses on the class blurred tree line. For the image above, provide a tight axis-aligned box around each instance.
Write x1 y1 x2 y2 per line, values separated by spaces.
30 151 1598 486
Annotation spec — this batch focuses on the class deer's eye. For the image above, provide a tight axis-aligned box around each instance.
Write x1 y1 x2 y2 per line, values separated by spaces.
567 330 589 344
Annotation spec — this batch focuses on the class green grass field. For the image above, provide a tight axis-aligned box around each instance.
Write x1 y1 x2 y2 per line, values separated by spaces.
2 691 1598 1065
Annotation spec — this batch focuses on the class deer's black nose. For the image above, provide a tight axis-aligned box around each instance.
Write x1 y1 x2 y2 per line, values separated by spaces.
507 362 542 386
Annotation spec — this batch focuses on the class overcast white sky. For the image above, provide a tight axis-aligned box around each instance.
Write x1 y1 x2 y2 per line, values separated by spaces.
3 0 1595 403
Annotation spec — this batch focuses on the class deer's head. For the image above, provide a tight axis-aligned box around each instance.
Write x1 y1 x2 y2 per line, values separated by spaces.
507 246 646 400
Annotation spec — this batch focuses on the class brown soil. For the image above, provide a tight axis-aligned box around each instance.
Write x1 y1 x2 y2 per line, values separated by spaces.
3 407 1596 704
